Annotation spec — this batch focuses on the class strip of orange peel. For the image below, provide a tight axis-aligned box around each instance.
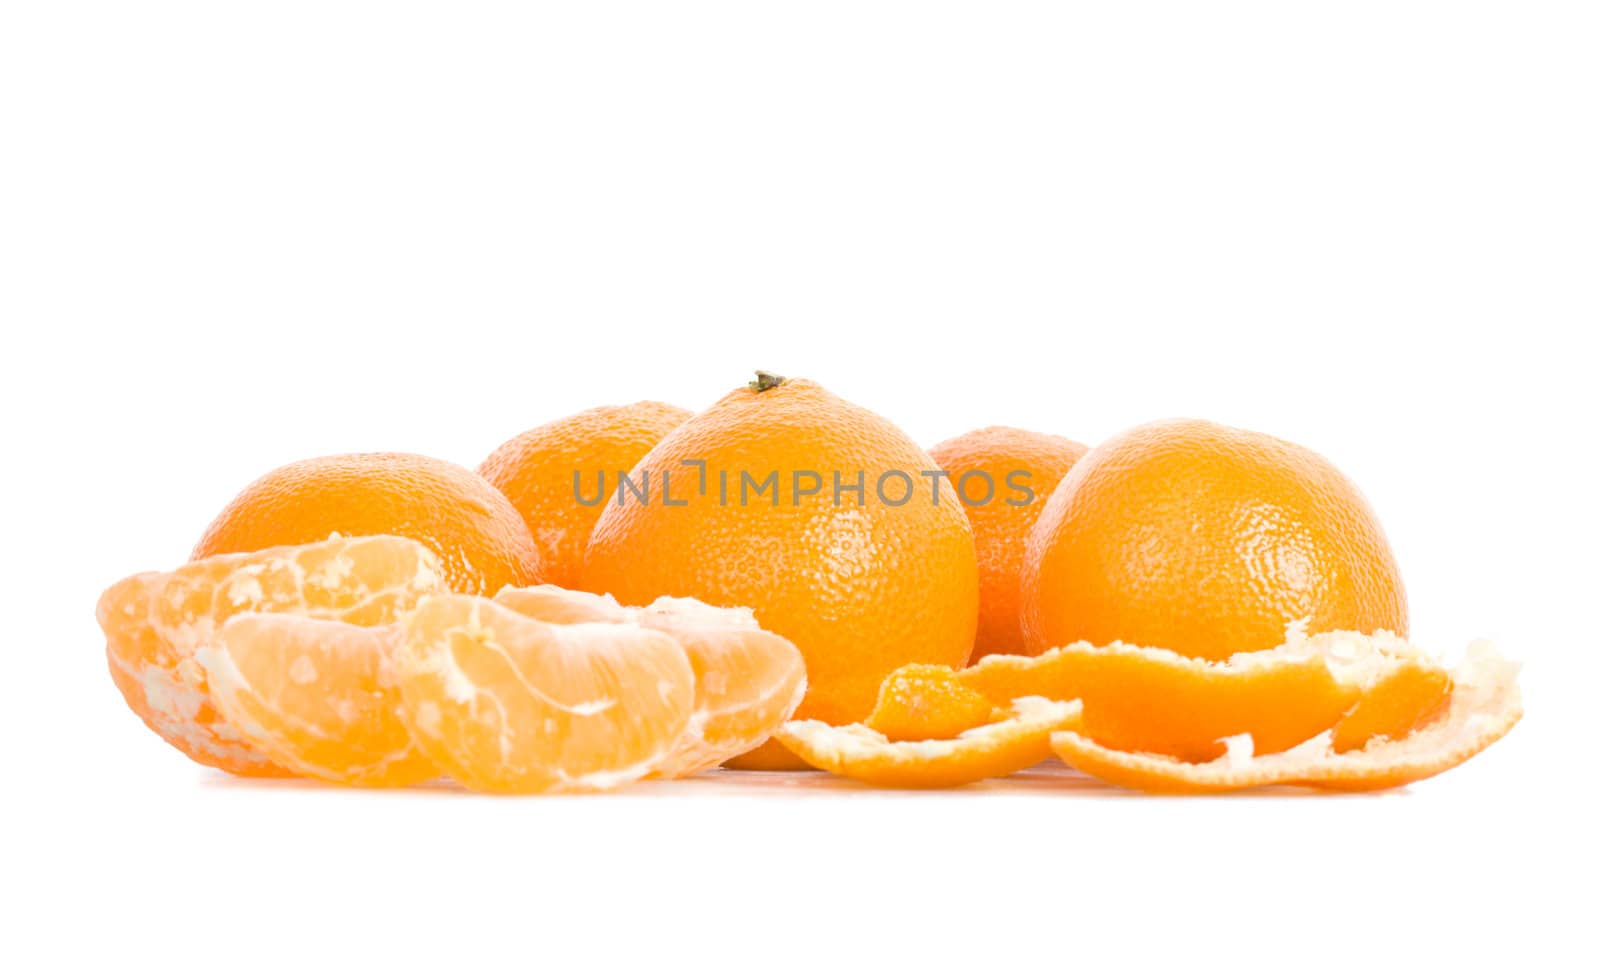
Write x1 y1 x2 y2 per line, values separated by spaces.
1050 641 1519 793
958 623 1453 762
777 697 1078 789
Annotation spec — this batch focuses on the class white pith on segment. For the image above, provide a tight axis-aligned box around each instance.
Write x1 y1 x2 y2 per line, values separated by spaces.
490 586 807 779
196 614 437 786
98 536 447 776
392 595 696 793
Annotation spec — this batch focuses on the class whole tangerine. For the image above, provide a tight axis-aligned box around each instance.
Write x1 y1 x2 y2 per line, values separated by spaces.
193 452 543 595
479 401 691 588
1021 419 1407 661
930 426 1088 662
581 372 979 766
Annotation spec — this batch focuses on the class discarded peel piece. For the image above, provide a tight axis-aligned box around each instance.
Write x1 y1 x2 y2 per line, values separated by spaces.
864 664 996 742
394 594 695 793
98 535 445 776
493 586 807 777
1050 641 1520 793
199 614 438 787
777 697 1079 789
958 626 1440 761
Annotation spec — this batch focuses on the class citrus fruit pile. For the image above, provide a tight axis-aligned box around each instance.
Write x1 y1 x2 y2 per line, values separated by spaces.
99 373 1521 794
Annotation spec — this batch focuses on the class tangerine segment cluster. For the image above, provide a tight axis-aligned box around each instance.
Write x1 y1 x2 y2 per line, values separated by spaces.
1050 642 1520 793
97 535 447 777
778 697 1079 789
493 587 808 778
102 537 807 792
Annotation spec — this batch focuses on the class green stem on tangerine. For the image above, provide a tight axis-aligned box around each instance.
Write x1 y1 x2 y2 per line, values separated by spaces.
749 370 787 392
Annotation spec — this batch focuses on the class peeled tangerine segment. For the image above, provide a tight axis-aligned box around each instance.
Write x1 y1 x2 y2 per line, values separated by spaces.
959 624 1452 762
494 586 807 777
778 697 1079 789
394 594 696 794
492 585 627 624
100 571 281 776
199 614 438 787
1051 641 1520 793
98 535 445 777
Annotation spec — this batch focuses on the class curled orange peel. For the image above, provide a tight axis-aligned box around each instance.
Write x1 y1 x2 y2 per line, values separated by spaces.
1049 640 1520 793
1331 660 1453 753
958 623 1450 762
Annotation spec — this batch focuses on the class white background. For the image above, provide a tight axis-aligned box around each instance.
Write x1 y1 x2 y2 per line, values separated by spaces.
3 2 1596 962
